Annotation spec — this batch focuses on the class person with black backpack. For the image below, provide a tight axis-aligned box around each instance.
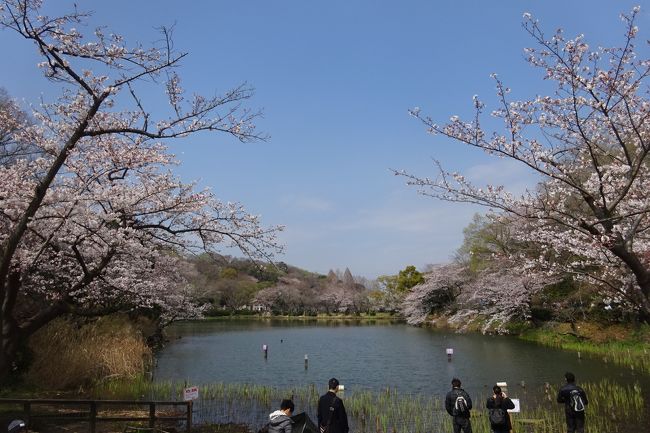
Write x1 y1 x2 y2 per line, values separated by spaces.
486 385 514 433
317 378 349 433
557 372 588 433
445 378 473 433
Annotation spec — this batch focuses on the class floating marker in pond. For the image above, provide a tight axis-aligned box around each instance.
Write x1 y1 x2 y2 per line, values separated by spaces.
304 354 308 370
263 344 268 358
446 348 453 362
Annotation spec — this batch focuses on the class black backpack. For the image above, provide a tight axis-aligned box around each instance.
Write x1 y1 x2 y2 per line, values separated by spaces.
452 391 469 416
489 407 506 427
569 389 586 413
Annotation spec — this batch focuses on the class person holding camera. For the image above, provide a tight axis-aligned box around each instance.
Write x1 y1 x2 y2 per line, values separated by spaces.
486 385 514 433
317 378 349 433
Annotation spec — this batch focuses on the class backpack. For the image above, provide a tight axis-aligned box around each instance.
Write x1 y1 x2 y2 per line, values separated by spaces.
452 392 469 416
570 389 585 412
489 407 506 427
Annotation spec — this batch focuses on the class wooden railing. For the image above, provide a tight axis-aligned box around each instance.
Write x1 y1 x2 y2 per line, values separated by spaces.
0 398 193 433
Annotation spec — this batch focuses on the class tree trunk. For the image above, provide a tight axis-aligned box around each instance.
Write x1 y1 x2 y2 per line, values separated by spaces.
0 320 21 382
610 243 650 320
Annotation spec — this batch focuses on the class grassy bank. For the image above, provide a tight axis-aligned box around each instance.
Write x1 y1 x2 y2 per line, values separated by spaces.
520 322 650 374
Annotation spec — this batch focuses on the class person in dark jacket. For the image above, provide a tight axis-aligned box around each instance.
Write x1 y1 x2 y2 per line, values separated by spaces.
445 378 473 433
486 385 514 433
317 378 349 433
557 372 588 433
268 399 295 433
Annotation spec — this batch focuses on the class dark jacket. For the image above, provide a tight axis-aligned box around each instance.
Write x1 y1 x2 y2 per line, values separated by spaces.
317 391 349 433
557 383 588 416
486 396 515 432
445 387 473 418
268 410 293 433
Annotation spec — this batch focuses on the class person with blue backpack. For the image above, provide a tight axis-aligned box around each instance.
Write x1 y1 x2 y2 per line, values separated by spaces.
557 372 588 433
445 378 473 433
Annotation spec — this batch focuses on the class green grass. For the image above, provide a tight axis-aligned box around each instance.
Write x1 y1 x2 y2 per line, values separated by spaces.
520 327 650 374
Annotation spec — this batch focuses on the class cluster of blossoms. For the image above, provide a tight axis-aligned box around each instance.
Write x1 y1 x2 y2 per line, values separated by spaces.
398 7 650 319
0 0 282 377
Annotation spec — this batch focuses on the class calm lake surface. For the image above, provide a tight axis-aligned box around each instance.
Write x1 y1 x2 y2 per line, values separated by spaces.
154 319 650 400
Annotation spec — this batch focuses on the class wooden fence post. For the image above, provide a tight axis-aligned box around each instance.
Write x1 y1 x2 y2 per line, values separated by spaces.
89 401 97 433
23 402 30 430
149 403 156 428
186 401 192 433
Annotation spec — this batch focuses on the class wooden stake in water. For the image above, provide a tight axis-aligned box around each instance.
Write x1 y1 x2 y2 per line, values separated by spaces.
304 354 309 370
263 344 268 358
446 348 453 362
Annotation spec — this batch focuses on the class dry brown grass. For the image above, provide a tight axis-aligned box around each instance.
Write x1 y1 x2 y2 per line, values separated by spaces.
27 315 153 389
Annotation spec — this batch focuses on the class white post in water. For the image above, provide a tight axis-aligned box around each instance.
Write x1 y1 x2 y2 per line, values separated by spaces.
446 348 453 362
304 354 308 370
262 344 268 358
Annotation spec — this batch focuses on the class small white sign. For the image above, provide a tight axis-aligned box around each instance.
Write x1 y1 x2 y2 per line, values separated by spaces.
183 386 199 401
446 348 454 355
508 398 520 413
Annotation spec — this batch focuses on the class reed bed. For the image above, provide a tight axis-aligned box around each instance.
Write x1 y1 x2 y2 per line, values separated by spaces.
27 316 152 389
92 378 646 433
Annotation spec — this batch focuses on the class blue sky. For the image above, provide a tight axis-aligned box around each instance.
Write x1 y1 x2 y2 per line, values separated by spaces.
1 1 646 278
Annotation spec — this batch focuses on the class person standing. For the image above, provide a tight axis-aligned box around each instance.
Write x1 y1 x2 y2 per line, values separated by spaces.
268 399 295 433
445 378 473 433
317 378 349 433
486 385 514 433
557 372 588 433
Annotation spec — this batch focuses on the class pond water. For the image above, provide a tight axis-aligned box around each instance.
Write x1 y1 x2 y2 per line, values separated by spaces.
155 319 647 395
154 319 649 431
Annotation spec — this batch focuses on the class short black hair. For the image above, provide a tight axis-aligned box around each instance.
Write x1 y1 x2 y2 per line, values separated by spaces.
451 378 461 387
493 385 502 395
565 372 576 383
328 377 339 390
280 399 295 412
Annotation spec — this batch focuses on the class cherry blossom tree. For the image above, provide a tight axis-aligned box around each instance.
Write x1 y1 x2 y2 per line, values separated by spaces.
463 262 549 331
398 7 650 320
0 0 282 380
401 263 467 325
402 260 549 332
